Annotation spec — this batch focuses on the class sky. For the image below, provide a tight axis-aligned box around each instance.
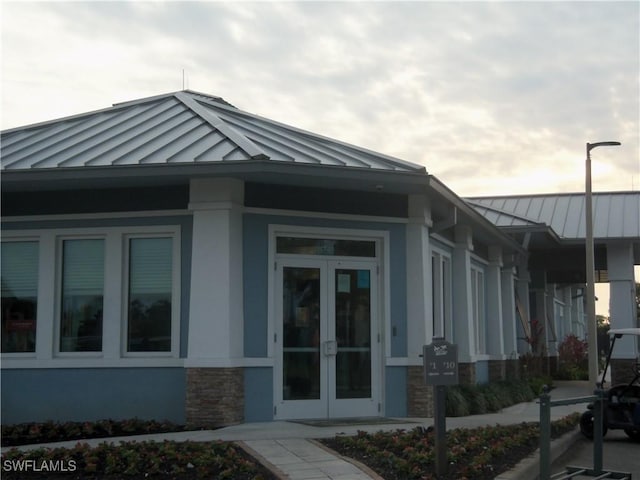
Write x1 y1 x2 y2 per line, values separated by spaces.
0 1 638 313
1 1 638 197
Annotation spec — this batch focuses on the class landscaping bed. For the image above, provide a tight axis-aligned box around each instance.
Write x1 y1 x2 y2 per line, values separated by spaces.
1 440 276 479
320 413 580 480
2 419 188 447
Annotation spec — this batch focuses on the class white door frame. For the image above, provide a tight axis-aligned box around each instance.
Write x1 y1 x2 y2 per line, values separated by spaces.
269 226 386 420
327 260 379 418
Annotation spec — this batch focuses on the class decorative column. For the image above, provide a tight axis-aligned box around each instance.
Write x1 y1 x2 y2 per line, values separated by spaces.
486 245 505 380
185 177 245 427
452 225 475 384
516 258 532 355
607 242 639 385
405 194 433 416
501 263 519 378
530 270 551 375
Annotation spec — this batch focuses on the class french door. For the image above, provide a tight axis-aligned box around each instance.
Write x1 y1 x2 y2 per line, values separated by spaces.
274 258 380 419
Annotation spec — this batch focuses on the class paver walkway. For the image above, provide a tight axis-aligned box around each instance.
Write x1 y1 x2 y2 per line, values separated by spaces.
244 438 376 480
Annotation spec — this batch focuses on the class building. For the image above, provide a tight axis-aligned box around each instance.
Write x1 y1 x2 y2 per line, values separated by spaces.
1 91 638 425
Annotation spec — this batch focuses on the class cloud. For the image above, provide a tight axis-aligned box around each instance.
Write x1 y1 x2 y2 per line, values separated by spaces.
1 1 638 196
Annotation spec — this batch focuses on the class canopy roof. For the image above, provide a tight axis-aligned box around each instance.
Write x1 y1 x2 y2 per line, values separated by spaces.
467 192 640 241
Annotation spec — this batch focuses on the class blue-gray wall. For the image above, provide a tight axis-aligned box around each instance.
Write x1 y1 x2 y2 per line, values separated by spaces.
2 212 193 425
385 366 407 417
244 368 273 422
242 213 409 420
243 213 408 358
476 361 489 384
2 368 186 424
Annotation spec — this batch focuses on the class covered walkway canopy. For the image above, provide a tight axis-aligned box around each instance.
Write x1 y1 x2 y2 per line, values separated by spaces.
468 192 639 368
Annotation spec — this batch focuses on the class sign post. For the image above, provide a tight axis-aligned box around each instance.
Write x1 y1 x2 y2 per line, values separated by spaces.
423 338 458 476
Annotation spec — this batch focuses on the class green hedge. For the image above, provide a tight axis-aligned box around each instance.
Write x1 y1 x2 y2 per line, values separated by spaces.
446 378 542 416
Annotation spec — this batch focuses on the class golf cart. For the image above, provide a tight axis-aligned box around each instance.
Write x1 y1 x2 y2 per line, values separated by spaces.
580 328 640 441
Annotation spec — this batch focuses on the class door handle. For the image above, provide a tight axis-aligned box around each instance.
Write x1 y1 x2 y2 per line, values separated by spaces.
323 340 338 356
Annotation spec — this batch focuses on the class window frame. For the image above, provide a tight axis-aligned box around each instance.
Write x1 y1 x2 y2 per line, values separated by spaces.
1 238 41 357
55 235 107 357
1 225 181 364
431 248 452 340
122 233 180 358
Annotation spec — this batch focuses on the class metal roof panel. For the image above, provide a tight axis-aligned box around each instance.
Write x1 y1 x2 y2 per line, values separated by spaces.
467 192 640 240
2 90 426 175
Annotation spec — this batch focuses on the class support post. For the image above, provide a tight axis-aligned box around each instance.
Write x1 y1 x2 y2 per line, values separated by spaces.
539 385 551 480
593 388 604 474
434 385 447 476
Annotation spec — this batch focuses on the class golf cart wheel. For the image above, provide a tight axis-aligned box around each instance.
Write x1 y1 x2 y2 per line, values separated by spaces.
580 411 608 439
624 428 640 441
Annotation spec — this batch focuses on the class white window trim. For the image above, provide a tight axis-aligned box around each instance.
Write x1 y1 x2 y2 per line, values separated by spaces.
54 234 107 358
1 225 181 366
121 232 181 358
1 236 41 358
430 247 452 340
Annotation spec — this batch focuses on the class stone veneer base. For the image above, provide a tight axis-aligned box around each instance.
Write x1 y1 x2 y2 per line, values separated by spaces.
186 367 244 428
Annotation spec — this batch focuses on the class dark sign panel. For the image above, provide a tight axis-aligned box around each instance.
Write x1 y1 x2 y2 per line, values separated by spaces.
423 338 458 385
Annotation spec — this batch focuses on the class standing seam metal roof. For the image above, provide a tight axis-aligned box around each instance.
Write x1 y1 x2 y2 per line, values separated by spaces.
467 192 640 240
1 90 425 174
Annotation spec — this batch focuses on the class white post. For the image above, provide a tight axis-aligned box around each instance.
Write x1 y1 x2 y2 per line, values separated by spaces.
406 194 433 361
452 225 474 362
187 178 244 364
486 245 505 357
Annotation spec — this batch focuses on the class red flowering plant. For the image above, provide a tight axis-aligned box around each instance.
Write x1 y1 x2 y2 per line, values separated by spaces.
1 418 187 447
1 440 275 479
321 413 579 480
556 333 589 380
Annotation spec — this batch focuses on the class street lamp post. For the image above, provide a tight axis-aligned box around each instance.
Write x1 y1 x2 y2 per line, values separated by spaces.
585 141 621 387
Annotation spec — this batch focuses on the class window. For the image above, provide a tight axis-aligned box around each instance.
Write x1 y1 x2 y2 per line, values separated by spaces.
127 237 173 352
1 241 39 353
2 226 180 363
431 251 451 339
277 237 376 257
60 239 104 352
471 267 486 353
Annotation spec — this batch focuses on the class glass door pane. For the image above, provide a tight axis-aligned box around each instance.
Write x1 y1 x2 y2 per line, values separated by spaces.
282 267 321 400
334 269 372 399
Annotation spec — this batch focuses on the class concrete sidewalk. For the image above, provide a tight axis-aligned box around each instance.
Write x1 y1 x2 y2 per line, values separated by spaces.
2 381 596 480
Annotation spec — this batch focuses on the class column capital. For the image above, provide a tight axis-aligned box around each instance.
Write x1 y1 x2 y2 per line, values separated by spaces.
189 177 244 205
408 194 433 226
488 245 503 266
454 225 473 251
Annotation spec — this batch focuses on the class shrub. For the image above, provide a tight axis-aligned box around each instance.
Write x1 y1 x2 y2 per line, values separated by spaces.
1 418 187 447
479 383 507 411
445 387 470 416
506 379 535 403
527 375 553 395
556 333 589 380
1 441 273 480
445 379 537 417
322 413 580 480
459 384 487 415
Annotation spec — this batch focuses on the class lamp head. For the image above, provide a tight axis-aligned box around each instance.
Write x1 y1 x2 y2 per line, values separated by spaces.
587 141 621 152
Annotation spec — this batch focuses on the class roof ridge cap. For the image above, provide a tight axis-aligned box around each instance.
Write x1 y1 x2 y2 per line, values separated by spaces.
185 92 427 173
174 91 269 160
465 198 544 225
